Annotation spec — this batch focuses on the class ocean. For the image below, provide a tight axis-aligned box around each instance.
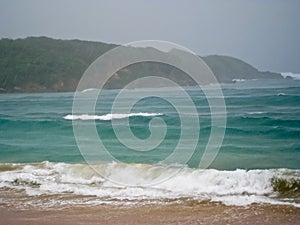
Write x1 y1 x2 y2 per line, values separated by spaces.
0 79 299 209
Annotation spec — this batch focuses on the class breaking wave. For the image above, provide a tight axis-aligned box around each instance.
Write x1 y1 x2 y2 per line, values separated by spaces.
63 113 163 121
281 72 300 80
0 162 299 207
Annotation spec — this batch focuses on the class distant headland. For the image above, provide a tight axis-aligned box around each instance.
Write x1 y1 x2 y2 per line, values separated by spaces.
0 37 284 93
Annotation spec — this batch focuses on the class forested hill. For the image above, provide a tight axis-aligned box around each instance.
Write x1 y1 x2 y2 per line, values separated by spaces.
0 37 283 93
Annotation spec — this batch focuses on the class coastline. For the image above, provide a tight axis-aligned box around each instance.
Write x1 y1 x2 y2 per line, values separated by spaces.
1 202 299 225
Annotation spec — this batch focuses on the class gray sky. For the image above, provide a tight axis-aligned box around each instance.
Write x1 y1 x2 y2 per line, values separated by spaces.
0 0 299 73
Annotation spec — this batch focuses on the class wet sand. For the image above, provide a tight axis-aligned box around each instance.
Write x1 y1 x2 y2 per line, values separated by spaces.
1 202 300 225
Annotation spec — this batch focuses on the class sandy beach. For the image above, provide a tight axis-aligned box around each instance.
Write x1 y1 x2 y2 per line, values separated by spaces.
1 201 299 225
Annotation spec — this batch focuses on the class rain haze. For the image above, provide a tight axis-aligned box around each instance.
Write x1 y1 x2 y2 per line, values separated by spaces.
0 0 299 73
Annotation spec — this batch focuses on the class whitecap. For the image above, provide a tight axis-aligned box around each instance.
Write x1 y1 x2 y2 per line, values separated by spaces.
277 93 286 96
0 162 299 207
80 88 98 93
63 113 163 121
281 72 300 80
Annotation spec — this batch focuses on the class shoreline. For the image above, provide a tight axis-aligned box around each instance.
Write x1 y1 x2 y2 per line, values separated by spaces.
1 202 299 225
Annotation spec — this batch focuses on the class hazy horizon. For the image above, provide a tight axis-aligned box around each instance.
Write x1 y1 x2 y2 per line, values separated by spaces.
0 0 299 73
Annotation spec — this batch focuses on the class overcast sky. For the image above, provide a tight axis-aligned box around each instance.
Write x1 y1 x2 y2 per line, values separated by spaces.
0 0 299 73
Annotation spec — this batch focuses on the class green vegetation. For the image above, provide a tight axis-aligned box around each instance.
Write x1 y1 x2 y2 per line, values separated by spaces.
0 37 283 93
0 37 116 92
203 55 283 83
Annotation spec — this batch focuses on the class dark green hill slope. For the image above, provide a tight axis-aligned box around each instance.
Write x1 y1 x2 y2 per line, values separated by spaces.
0 37 116 92
203 55 282 83
0 37 283 93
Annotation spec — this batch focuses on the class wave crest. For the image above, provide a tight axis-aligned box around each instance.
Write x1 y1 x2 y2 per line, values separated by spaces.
64 113 163 121
281 72 300 80
0 162 299 207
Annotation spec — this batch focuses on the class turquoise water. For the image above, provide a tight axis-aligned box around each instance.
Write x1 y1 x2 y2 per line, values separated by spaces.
0 79 299 207
0 79 299 169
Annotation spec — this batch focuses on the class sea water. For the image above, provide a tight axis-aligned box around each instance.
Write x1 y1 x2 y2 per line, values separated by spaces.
0 79 299 207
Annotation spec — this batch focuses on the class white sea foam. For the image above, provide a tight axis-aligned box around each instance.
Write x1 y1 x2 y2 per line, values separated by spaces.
0 162 299 207
281 72 300 80
232 79 246 82
63 112 163 121
80 88 98 93
247 111 264 115
277 93 286 96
